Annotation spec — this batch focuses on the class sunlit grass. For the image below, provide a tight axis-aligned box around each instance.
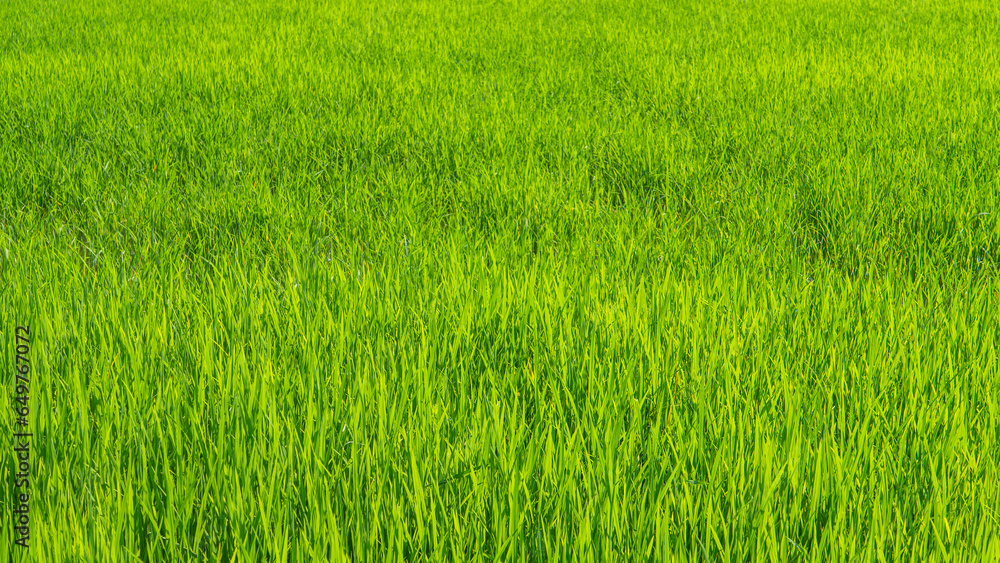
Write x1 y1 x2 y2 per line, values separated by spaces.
2 0 999 560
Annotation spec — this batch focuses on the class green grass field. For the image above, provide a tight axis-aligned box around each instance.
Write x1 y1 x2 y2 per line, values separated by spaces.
2 0 999 560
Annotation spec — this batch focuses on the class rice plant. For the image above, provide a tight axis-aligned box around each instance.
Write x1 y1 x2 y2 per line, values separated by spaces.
1 0 998 560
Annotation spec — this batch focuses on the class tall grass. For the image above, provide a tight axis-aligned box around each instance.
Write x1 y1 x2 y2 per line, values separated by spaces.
2 0 999 560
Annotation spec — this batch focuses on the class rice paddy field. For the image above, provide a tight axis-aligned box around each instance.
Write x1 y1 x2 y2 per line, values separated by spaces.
2 0 999 560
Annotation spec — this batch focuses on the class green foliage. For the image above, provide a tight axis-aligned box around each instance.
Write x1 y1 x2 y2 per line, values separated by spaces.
2 0 999 560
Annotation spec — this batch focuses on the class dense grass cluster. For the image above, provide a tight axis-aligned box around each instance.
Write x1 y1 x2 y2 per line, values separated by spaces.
2 0 999 560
